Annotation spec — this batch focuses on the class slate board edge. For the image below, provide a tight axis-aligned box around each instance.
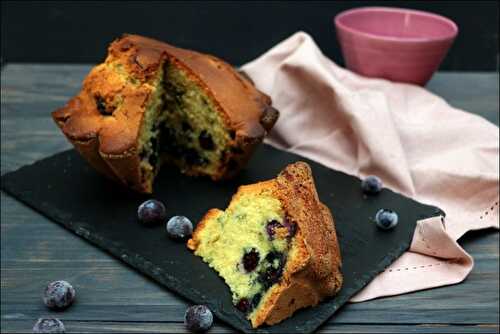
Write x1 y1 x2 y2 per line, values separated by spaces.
0 151 441 334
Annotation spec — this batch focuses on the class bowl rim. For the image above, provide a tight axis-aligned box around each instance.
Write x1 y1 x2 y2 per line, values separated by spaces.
334 6 459 43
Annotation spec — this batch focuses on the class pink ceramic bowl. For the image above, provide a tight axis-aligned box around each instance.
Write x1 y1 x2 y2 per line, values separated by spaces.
334 7 458 85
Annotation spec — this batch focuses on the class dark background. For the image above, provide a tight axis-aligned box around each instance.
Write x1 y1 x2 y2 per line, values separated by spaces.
1 1 499 70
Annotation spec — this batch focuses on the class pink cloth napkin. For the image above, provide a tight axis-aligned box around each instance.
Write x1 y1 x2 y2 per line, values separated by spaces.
242 32 499 302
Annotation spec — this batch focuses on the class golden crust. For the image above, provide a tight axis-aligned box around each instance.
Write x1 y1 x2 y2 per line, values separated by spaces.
52 34 279 193
188 162 343 327
187 208 222 251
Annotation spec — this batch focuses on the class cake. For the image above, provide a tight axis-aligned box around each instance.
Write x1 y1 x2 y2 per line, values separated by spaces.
187 162 343 327
52 34 279 193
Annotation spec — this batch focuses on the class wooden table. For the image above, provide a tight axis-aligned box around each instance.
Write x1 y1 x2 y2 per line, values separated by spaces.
1 65 499 333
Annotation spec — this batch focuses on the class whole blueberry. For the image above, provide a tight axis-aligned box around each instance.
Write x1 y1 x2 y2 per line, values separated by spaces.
138 199 167 226
43 281 75 310
361 175 383 195
242 248 260 272
375 209 399 230
266 219 297 240
198 130 215 151
236 298 250 313
166 216 193 239
265 220 281 240
184 305 213 333
33 318 65 333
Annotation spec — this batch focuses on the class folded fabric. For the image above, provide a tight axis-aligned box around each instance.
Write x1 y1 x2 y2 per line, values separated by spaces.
242 32 499 302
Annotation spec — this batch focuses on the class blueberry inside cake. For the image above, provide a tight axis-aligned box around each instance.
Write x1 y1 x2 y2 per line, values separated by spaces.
52 34 278 193
188 162 343 327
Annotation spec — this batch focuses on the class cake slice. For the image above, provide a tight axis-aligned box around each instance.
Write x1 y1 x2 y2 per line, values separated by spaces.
52 34 278 193
187 162 343 327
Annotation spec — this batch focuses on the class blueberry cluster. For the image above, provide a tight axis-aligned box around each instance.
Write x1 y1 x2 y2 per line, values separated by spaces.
137 200 193 240
258 252 286 290
34 280 76 332
160 125 209 167
233 216 297 316
235 249 287 315
361 176 400 231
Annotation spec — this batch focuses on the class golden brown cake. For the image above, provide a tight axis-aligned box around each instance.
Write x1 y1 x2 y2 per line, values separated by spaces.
187 162 343 327
52 34 278 193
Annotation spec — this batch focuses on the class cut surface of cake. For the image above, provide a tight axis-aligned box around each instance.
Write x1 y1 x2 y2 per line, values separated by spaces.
187 162 343 327
52 34 279 193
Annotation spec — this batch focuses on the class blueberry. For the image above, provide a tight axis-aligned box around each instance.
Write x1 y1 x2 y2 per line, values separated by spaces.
258 252 285 289
138 199 167 226
95 95 109 115
184 305 213 333
166 216 193 239
375 209 399 230
265 251 285 268
242 248 260 272
33 318 65 333
198 130 215 150
361 175 383 195
265 220 281 240
43 280 75 310
236 298 250 313
283 218 297 239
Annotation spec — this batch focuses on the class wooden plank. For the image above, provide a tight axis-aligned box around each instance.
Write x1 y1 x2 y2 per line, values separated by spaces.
1 320 498 333
1 64 499 333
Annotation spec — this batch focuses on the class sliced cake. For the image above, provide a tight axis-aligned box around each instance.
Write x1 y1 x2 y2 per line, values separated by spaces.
52 34 279 193
187 162 343 327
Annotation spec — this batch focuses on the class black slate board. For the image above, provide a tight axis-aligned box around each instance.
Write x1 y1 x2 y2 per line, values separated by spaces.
0 145 443 333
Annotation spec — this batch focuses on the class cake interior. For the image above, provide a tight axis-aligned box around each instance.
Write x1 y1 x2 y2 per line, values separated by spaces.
137 60 232 189
192 187 298 318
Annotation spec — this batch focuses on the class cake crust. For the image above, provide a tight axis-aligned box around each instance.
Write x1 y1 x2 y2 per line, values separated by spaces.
52 34 279 192
188 162 343 327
